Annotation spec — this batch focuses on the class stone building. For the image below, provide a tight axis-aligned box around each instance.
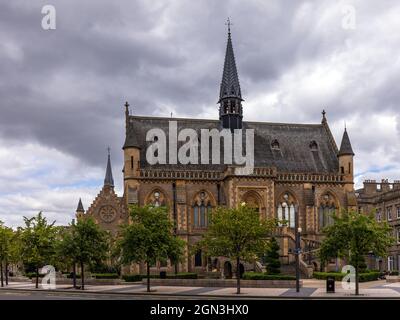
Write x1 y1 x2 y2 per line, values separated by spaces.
76 151 128 237
76 27 357 277
356 179 400 272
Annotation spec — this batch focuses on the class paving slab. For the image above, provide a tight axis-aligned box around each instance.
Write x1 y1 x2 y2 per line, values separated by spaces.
280 287 317 297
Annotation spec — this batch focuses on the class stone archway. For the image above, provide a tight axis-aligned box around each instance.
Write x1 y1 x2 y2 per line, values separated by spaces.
241 191 263 213
224 261 232 279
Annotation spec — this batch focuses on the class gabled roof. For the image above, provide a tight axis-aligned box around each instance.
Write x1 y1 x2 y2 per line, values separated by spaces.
124 115 339 173
338 128 354 156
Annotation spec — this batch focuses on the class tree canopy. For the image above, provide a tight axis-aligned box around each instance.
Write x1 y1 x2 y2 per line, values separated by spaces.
196 204 276 293
117 205 185 292
319 209 394 295
19 212 59 288
58 217 109 289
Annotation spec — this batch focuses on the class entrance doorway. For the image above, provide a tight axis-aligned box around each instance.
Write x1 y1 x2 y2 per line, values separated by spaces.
224 261 232 279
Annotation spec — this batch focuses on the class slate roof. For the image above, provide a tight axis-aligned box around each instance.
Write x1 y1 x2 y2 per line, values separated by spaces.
76 198 84 212
338 128 354 156
219 30 242 102
104 152 114 187
123 116 339 173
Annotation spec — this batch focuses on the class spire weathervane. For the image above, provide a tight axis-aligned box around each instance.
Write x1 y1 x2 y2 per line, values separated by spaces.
225 18 233 35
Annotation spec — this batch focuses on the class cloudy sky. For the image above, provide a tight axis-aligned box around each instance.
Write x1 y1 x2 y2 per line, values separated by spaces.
1 0 400 226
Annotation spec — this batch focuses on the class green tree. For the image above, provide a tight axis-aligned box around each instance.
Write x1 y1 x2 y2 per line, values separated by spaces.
58 218 108 290
117 205 185 292
263 237 281 274
20 212 59 288
196 204 276 294
319 210 394 295
0 222 14 287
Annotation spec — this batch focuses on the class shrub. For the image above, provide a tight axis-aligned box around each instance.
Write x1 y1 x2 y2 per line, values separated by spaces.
122 273 198 282
313 271 380 282
263 237 281 274
313 272 345 281
92 273 119 279
359 272 380 282
166 273 197 279
242 272 296 280
389 270 399 276
122 274 143 282
25 272 45 279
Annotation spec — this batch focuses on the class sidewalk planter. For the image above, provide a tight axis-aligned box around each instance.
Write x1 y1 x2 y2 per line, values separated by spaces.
140 278 302 288
386 276 400 283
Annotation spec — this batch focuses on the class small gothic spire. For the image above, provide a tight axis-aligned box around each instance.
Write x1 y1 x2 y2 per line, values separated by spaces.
338 127 354 156
76 198 84 212
104 147 114 187
321 109 327 123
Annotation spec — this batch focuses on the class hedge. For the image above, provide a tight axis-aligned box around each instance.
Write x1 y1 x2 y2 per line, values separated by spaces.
92 273 119 279
122 273 197 282
25 272 45 279
313 271 380 282
242 272 296 280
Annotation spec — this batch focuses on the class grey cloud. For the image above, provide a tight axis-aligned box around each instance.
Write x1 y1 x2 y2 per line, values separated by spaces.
0 0 399 178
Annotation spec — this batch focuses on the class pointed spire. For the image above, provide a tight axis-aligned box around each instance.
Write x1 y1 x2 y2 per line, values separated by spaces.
76 198 84 212
338 127 355 156
219 18 242 102
104 147 114 187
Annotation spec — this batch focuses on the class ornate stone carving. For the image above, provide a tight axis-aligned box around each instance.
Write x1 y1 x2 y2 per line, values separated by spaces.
99 205 117 223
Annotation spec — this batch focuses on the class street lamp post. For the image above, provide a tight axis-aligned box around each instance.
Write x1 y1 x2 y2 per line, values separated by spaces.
295 226 302 292
294 204 302 293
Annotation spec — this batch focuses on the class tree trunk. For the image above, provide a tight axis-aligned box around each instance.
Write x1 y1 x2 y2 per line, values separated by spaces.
147 262 150 292
35 267 39 289
81 261 85 290
236 257 240 294
5 260 8 286
0 262 3 287
72 262 77 289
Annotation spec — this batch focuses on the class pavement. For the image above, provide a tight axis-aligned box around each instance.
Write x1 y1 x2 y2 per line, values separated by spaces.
1 279 400 299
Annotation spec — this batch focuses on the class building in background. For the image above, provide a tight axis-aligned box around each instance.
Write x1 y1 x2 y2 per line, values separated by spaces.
356 179 400 272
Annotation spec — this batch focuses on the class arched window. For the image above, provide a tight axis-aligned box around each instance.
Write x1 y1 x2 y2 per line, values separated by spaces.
223 100 228 113
277 192 297 228
193 191 213 228
319 193 337 229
